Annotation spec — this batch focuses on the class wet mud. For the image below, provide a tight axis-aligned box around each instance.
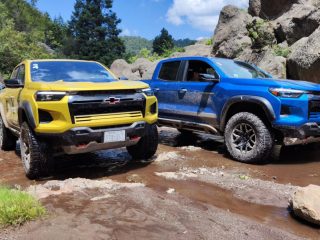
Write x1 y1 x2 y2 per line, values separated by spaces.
1 127 320 239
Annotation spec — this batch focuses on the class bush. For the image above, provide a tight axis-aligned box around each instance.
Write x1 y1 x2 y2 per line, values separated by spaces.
247 19 275 49
273 45 291 58
0 187 46 226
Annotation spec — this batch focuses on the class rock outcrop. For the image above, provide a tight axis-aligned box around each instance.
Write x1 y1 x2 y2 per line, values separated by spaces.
211 0 320 81
290 185 320 225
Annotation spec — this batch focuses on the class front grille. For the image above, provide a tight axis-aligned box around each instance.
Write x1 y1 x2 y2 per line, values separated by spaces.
74 111 143 124
309 100 320 120
68 91 146 123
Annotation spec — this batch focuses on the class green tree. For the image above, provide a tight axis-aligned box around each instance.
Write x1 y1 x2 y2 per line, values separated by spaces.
68 0 125 66
152 28 174 55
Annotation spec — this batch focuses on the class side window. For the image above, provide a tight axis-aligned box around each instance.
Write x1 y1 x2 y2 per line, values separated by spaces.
158 61 181 81
17 65 25 83
186 60 219 82
10 67 19 80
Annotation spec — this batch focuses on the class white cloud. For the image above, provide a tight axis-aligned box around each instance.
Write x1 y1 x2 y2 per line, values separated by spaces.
120 28 138 37
166 0 249 31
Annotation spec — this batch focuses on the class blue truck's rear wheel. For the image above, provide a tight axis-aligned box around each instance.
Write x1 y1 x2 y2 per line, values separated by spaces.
224 112 273 163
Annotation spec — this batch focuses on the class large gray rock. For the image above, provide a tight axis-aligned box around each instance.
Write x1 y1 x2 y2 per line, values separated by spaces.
212 5 252 58
290 185 320 225
249 0 299 19
132 58 158 80
110 59 140 80
275 3 320 44
237 48 287 79
287 27 320 82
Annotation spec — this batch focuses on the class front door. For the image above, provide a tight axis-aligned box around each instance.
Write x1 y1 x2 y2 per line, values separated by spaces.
177 60 220 126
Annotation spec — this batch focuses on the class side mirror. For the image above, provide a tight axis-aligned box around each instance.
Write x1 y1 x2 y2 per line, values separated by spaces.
199 74 220 83
119 76 129 80
4 79 24 88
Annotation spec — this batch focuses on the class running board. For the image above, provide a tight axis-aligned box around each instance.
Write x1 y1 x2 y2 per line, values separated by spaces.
158 118 219 134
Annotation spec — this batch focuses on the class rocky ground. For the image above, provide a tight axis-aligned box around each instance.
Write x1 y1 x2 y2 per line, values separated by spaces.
0 127 320 239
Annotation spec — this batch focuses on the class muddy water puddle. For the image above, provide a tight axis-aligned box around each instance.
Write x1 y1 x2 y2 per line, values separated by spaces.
0 127 320 238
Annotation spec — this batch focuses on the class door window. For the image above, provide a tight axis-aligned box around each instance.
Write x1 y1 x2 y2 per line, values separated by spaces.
158 61 181 81
186 60 219 82
17 65 25 83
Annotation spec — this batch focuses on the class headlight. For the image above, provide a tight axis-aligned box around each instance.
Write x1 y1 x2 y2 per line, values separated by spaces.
139 88 154 96
269 88 306 98
35 91 66 101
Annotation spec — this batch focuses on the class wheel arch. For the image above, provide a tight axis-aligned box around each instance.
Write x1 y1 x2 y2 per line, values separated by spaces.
220 96 276 131
18 101 36 129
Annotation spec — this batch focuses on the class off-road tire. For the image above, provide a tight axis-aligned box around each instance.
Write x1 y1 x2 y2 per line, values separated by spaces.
0 116 17 151
178 129 193 135
127 124 158 162
20 122 53 179
224 112 273 163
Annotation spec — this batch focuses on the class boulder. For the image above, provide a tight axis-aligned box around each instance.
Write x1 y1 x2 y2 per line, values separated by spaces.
274 3 320 44
287 26 320 82
249 0 299 19
237 48 287 79
110 59 140 80
290 184 320 225
212 5 253 58
132 58 158 80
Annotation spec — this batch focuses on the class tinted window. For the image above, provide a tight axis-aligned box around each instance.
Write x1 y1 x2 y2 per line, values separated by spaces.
10 67 19 80
17 65 25 83
30 61 116 83
186 60 218 82
158 61 181 81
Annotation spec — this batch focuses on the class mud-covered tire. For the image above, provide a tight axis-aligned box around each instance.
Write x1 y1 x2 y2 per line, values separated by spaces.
20 122 53 180
127 124 158 162
0 116 17 151
224 112 273 163
178 129 193 135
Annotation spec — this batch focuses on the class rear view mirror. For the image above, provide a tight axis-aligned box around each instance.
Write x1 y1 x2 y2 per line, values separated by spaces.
4 79 24 88
199 73 220 83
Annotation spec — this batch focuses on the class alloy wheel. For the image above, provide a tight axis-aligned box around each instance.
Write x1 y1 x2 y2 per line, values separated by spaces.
231 123 256 153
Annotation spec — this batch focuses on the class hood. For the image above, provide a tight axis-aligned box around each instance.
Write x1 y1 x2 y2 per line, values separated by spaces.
229 77 320 92
27 80 149 92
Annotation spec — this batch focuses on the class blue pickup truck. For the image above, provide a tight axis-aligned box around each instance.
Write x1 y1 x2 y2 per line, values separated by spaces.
143 56 320 163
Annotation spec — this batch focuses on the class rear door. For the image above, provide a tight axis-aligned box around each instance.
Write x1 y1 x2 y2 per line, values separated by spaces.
177 60 220 126
150 60 185 120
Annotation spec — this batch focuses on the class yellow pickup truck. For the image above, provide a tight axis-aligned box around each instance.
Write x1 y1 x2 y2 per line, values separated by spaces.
0 60 158 179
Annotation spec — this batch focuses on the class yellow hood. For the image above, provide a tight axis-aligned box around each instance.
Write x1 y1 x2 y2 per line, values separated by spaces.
26 80 149 92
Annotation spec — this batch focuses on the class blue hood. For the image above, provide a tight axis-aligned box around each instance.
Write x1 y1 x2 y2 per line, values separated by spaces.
273 79 320 91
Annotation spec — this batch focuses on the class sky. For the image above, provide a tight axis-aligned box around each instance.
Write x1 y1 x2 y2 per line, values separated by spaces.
35 0 249 40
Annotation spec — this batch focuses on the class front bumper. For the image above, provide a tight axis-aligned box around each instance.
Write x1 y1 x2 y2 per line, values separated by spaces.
275 122 320 146
38 121 148 154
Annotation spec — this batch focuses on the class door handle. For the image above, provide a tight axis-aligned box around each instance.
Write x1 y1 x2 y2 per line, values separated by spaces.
179 88 188 93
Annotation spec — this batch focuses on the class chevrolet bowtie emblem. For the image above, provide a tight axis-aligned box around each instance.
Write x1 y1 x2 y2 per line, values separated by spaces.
104 97 121 104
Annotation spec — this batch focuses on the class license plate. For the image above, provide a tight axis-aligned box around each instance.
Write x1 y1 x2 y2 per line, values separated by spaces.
104 130 126 143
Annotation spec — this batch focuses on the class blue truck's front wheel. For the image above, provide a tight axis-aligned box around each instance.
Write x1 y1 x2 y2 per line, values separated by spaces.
224 112 273 163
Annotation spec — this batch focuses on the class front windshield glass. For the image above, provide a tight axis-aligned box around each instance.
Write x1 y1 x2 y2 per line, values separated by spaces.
212 58 271 79
30 61 116 83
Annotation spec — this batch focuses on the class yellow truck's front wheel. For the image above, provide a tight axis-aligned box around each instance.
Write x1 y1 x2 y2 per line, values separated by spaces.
127 124 158 162
20 122 53 180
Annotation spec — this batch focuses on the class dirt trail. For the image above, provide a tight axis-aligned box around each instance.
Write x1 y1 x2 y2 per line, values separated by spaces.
1 127 320 239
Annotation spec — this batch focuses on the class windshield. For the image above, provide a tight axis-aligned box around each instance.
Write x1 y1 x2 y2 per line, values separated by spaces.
30 61 116 83
212 58 272 79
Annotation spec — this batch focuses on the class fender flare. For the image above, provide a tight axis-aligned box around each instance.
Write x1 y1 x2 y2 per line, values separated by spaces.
18 101 36 129
219 95 276 130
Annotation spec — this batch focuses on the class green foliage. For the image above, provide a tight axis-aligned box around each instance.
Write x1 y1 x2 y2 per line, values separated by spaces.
153 28 174 55
0 187 46 226
205 38 213 46
121 36 152 55
273 45 291 58
247 19 275 49
68 0 125 66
